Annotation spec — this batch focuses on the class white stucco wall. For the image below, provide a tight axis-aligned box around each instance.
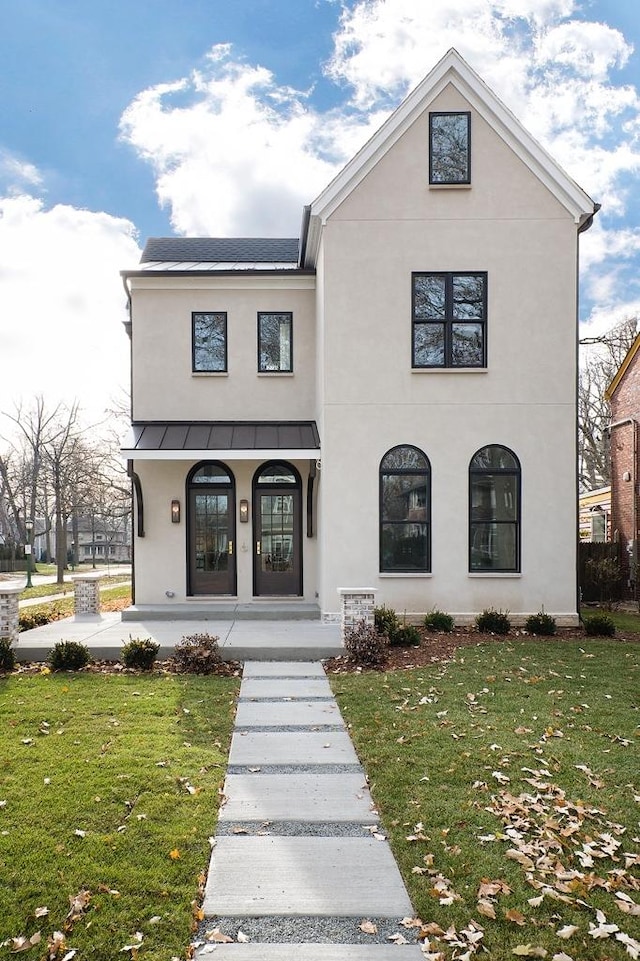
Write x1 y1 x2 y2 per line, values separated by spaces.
315 84 580 622
129 276 316 422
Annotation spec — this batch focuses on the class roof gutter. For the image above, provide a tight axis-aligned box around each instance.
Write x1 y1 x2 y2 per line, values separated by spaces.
298 205 311 268
578 201 601 234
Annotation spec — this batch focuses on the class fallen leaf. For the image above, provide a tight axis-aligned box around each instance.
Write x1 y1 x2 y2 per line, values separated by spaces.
505 908 527 926
359 920 378 935
34 907 49 918
512 946 547 957
237 932 250 943
9 932 41 953
205 929 233 943
556 925 579 939
477 899 496 919
169 848 181 860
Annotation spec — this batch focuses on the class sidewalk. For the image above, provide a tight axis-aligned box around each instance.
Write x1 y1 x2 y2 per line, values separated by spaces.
195 661 422 958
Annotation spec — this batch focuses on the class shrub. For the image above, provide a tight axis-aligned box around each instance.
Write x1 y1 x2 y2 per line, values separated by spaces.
424 609 454 632
19 607 63 632
48 641 90 671
525 611 556 636
374 605 400 643
392 624 422 647
583 612 616 637
0 638 15 672
172 633 222 674
475 608 511 635
121 636 160 670
344 619 389 666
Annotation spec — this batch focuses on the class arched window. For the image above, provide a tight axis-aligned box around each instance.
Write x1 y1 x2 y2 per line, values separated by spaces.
469 445 520 572
380 446 431 573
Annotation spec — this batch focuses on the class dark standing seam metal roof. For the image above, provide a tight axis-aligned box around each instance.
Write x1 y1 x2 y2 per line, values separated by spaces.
140 237 300 264
125 421 320 452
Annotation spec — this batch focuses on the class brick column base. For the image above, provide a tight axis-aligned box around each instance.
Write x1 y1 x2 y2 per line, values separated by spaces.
0 584 21 645
338 588 377 642
72 574 103 618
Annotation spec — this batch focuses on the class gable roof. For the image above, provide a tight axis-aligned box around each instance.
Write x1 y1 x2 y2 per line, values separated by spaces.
605 332 640 401
302 48 597 268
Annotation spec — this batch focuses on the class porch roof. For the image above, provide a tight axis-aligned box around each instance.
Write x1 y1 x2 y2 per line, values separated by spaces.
122 420 320 461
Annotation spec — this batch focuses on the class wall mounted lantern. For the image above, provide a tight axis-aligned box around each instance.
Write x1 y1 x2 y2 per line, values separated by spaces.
239 499 249 523
171 499 181 523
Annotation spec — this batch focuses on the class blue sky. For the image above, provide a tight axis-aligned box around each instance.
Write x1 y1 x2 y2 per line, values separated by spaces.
1 0 640 424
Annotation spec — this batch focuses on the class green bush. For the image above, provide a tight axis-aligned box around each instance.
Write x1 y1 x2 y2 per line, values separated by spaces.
475 608 511 635
344 619 389 666
172 633 223 674
424 609 454 632
121 637 160 670
392 624 421 647
583 612 616 637
0 638 15 672
525 611 557 636
48 641 90 671
374 605 400 643
19 607 63 632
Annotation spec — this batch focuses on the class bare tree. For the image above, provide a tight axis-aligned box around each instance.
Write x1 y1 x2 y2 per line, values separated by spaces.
578 317 638 490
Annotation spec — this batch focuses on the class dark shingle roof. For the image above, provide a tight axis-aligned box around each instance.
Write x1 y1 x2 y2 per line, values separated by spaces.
141 237 300 264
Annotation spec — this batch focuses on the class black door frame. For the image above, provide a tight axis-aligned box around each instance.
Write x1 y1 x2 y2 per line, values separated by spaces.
186 461 237 596
252 461 303 597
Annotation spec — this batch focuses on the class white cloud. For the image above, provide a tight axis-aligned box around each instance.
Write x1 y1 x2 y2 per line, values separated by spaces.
0 194 140 428
0 149 44 194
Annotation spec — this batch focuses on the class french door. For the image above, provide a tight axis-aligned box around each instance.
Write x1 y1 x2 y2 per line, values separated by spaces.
253 462 302 596
188 462 236 595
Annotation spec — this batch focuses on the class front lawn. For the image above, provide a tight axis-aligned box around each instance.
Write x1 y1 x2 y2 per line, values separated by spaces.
0 672 239 958
331 638 639 960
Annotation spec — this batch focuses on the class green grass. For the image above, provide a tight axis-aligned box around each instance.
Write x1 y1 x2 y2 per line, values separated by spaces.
0 672 239 958
581 606 640 634
21 576 131 602
331 638 640 960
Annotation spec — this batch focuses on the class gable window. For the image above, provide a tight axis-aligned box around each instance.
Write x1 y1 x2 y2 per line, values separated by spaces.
193 312 227 372
412 272 486 368
429 111 470 184
380 445 431 573
469 445 520 572
258 312 293 372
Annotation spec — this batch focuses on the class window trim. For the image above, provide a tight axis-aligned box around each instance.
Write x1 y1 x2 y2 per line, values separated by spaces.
257 311 293 373
379 444 431 574
468 445 521 574
429 111 471 185
412 271 487 369
192 311 228 373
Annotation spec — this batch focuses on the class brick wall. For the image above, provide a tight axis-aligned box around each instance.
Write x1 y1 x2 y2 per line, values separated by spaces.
609 357 640 557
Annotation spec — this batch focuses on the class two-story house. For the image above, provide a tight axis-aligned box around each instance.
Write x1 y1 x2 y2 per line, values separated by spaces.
121 49 597 625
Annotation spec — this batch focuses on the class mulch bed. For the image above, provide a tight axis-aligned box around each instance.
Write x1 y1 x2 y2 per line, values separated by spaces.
324 625 640 674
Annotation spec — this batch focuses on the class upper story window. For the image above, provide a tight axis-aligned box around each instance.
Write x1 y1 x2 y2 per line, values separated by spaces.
380 445 431 573
469 445 520 573
412 272 486 368
193 312 227 372
258 312 292 372
429 112 471 185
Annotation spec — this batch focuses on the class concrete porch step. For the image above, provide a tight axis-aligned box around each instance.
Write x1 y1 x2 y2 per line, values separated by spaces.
121 602 321 621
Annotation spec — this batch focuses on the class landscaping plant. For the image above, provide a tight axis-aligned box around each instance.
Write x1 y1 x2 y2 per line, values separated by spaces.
524 611 556 636
424 609 454 632
344 618 389 666
583 611 616 636
374 605 400 643
475 607 511 634
48 640 90 671
0 637 15 672
171 633 223 673
121 637 160 670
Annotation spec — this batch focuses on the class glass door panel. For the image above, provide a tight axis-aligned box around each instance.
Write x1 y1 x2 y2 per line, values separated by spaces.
189 489 236 594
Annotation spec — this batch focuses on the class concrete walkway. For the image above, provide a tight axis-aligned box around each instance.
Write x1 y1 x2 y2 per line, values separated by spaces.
195 661 422 959
14 614 343 661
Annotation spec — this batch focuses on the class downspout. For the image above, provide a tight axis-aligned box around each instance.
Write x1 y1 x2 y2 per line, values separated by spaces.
306 459 317 537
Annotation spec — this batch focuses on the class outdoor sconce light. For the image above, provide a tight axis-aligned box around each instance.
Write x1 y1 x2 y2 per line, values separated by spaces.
239 499 249 523
623 471 632 482
171 499 181 523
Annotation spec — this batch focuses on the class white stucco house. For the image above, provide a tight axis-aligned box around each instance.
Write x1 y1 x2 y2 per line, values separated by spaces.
121 49 597 626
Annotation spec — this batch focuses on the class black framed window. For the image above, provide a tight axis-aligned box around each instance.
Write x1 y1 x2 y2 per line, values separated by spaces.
429 111 471 184
380 445 431 573
258 312 293 372
193 312 227 372
469 445 520 572
412 272 486 368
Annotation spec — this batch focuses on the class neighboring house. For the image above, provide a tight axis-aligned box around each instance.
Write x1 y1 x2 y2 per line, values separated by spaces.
579 487 611 542
605 333 640 577
121 49 597 625
72 516 132 565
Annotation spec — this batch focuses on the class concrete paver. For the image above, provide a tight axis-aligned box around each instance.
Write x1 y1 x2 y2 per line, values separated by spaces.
239 678 332 699
229 730 360 767
242 661 327 677
234 700 344 728
195 946 424 959
203 836 414 916
219 772 377 823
